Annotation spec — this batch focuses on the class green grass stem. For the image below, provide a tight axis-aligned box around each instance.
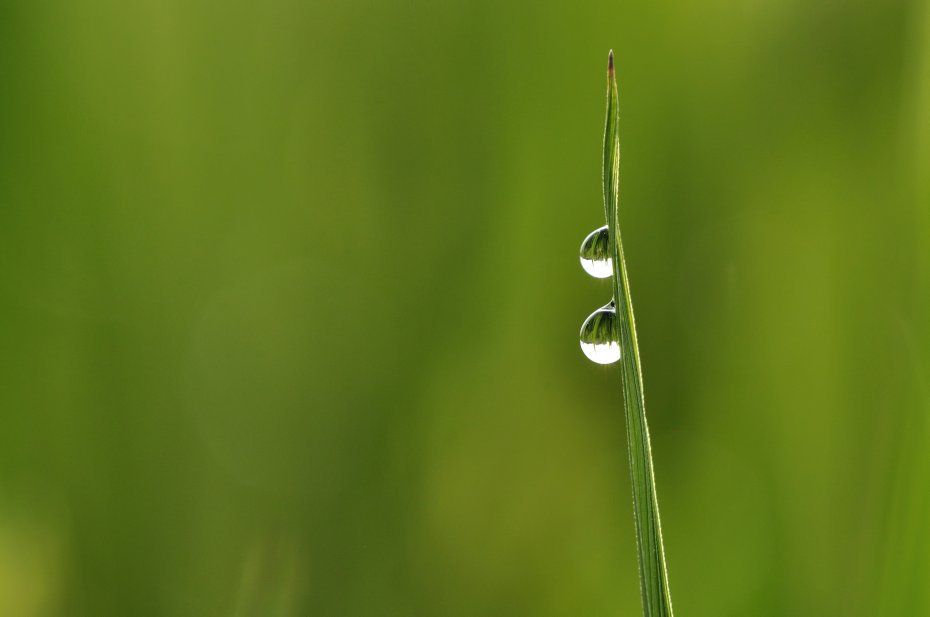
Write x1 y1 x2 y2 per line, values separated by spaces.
603 50 675 617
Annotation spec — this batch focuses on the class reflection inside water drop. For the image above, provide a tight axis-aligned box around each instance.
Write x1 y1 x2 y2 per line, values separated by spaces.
579 302 621 364
579 225 612 279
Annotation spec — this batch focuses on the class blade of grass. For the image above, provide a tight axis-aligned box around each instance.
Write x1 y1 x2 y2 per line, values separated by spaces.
603 50 675 617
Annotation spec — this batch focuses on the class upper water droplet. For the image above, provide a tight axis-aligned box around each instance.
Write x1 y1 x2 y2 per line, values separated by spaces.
579 226 612 278
580 302 621 364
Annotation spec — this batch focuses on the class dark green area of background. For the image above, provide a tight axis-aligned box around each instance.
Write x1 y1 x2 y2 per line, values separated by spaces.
1 0 928 615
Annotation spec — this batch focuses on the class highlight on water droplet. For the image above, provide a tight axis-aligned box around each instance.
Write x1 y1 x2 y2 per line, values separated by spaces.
580 302 621 364
579 225 612 279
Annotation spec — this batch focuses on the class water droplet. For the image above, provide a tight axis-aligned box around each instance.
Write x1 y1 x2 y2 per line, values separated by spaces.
580 302 621 364
579 226 612 278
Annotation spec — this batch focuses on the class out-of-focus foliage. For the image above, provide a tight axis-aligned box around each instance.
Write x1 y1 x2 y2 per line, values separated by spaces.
0 0 927 615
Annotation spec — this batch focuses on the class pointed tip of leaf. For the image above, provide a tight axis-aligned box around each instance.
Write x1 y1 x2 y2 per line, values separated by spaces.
608 49 614 73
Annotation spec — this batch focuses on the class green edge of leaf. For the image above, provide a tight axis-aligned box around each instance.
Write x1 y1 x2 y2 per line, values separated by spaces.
602 50 675 617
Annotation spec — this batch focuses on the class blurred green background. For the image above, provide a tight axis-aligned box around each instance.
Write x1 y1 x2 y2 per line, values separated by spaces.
1 0 928 615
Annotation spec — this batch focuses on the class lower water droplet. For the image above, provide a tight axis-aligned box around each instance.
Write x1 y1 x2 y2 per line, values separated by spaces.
580 302 621 364
579 225 612 279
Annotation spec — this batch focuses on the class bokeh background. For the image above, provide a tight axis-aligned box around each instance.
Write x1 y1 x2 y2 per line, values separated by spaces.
1 0 928 615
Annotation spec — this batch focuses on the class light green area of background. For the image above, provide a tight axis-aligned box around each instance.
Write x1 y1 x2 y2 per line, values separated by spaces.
1 0 928 615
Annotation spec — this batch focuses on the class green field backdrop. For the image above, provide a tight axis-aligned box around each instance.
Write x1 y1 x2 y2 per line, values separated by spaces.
1 0 929 615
